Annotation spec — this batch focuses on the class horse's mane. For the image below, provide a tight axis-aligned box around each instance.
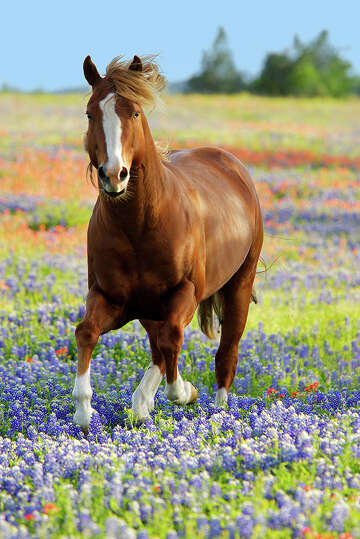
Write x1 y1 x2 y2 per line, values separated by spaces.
105 55 166 110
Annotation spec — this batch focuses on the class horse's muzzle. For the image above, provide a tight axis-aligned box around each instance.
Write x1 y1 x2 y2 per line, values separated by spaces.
98 166 128 197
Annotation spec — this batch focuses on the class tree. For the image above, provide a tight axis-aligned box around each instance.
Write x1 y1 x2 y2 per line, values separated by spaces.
287 56 327 96
252 53 293 96
187 27 245 94
253 30 358 97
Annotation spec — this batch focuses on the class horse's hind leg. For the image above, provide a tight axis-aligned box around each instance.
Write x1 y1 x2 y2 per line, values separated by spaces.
132 320 165 422
214 261 257 407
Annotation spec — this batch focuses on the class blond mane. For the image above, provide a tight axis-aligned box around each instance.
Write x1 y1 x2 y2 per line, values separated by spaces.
105 55 166 110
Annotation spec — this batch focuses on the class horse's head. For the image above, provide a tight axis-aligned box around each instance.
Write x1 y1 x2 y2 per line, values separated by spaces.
83 55 148 198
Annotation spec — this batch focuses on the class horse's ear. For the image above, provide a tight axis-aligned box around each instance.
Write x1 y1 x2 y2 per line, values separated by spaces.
129 55 142 72
83 55 101 86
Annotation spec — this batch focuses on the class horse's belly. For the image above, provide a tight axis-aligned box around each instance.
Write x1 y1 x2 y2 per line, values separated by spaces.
129 288 167 320
203 199 253 296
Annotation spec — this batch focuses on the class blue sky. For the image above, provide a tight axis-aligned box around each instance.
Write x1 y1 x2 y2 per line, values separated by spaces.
1 0 359 91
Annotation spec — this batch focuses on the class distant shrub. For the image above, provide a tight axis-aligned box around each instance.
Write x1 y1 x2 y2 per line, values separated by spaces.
253 31 360 97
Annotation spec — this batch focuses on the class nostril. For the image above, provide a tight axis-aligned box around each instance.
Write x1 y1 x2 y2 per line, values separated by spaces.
98 166 106 180
120 167 128 179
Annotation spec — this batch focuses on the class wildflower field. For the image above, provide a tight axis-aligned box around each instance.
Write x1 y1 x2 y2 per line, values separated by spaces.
0 92 360 538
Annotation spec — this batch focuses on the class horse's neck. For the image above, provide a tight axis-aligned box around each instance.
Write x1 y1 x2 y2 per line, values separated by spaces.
99 118 165 236
140 118 164 213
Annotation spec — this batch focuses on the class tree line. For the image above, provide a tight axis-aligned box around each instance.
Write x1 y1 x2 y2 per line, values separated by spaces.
186 28 360 97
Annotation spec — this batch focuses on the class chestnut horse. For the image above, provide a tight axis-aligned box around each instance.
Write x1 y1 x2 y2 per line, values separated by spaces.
72 54 263 429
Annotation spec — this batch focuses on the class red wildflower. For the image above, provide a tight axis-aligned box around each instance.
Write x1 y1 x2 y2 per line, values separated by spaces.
267 387 277 396
26 357 33 363
305 382 320 392
25 513 35 521
43 503 57 514
340 534 354 539
277 394 284 398
56 347 67 356
304 485 313 491
291 392 299 398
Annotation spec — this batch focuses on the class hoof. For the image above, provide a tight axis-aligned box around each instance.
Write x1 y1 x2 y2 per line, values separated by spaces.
215 388 228 408
165 379 199 405
73 406 96 432
131 387 154 422
188 384 199 404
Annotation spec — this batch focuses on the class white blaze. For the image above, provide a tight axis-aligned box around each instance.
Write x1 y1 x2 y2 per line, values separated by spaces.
99 93 127 177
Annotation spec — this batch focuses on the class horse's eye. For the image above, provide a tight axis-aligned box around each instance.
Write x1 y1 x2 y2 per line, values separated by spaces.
86 113 93 120
133 111 140 119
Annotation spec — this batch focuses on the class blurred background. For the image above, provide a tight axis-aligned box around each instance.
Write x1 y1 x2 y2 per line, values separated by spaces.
1 0 359 94
0 3 360 535
0 0 359 352
0 0 359 332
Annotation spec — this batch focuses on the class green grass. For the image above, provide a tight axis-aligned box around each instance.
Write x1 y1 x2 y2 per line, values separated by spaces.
1 92 360 157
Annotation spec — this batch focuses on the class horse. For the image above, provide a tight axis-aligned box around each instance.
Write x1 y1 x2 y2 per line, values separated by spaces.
72 54 263 430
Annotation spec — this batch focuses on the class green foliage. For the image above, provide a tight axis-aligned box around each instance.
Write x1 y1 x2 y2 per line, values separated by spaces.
186 28 359 97
186 27 246 94
287 56 327 96
254 30 359 97
252 53 294 96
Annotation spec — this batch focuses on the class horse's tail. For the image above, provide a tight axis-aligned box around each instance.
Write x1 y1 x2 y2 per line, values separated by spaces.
197 288 258 339
250 287 258 304
197 293 224 339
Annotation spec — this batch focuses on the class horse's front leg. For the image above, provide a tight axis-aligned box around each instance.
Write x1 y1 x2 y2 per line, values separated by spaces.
158 281 199 406
72 286 125 432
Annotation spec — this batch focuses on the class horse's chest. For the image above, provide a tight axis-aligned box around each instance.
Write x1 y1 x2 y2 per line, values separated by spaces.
92 245 181 310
